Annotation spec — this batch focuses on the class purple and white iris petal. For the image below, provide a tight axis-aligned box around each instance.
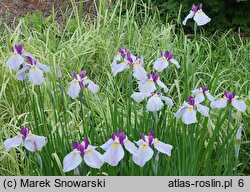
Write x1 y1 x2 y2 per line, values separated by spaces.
111 62 129 76
182 106 197 125
4 135 23 151
103 142 125 166
192 88 205 104
24 134 46 152
153 139 173 156
153 57 169 72
100 138 114 151
83 146 104 169
36 62 50 73
169 58 180 69
231 99 247 112
67 80 81 99
15 65 30 80
196 103 209 117
29 66 45 85
112 54 122 66
139 80 156 93
123 139 137 154
86 80 99 94
194 10 211 26
204 91 215 102
182 10 195 25
131 92 149 103
133 64 148 81
161 96 173 107
210 98 227 109
6 53 24 70
132 143 154 167
146 94 164 112
174 103 189 118
63 150 82 172
156 79 169 93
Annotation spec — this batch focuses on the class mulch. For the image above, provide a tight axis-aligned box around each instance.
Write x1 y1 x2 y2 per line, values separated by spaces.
0 0 96 28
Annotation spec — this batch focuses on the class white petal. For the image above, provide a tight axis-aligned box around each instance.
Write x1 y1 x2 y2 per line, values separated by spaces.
135 139 144 146
153 57 169 72
24 134 46 151
103 143 125 166
87 80 99 94
194 92 205 104
131 92 148 103
157 80 169 92
37 62 50 73
132 144 154 167
15 65 30 80
133 64 148 81
63 150 82 172
161 96 173 107
4 135 22 151
196 104 209 117
194 10 211 26
139 81 156 93
100 139 114 151
210 98 227 109
123 139 137 154
182 10 195 25
146 95 164 112
6 54 24 70
174 104 188 118
84 146 104 169
205 91 215 102
170 58 180 68
112 62 129 76
67 80 81 99
231 99 246 112
112 54 122 66
153 139 172 156
29 66 45 85
182 107 197 125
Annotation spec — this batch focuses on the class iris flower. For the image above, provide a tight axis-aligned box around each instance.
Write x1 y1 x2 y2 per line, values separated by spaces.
111 47 147 81
131 92 173 112
175 96 209 125
63 138 104 172
153 50 180 72
191 85 215 103
6 44 24 70
4 127 46 152
138 72 169 93
183 4 211 26
100 130 137 166
211 91 246 112
15 55 50 85
133 130 172 167
67 70 99 99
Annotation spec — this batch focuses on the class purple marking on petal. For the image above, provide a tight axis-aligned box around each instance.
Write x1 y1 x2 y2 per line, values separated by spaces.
188 96 195 106
126 51 133 64
158 92 163 97
142 133 146 142
168 53 174 60
21 127 30 138
192 4 198 13
78 144 85 155
160 50 163 57
84 138 89 149
80 70 86 79
228 92 236 103
118 130 126 145
118 47 125 57
147 72 151 79
15 44 23 55
152 72 159 82
111 132 116 141
148 135 154 146
149 130 154 138
202 86 207 93
26 56 34 65
72 141 79 149
224 90 229 98
79 81 84 89
11 47 14 53
72 71 78 80
199 3 202 10
165 51 169 58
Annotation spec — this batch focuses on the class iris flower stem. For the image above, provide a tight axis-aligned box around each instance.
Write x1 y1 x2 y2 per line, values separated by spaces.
79 90 85 138
194 22 197 40
153 111 158 136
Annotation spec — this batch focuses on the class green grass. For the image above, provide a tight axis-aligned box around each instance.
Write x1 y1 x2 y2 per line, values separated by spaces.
0 0 249 176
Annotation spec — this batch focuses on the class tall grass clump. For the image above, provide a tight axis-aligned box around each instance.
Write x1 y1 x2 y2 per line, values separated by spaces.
0 0 249 176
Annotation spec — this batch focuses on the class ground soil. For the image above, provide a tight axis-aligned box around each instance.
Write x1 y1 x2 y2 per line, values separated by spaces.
0 0 96 27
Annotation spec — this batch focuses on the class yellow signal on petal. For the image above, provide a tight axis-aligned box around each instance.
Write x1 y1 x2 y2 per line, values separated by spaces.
142 144 147 150
148 79 153 84
198 91 202 95
197 11 202 15
29 133 35 138
88 150 93 155
13 53 17 57
161 57 165 61
113 142 118 149
188 107 193 112
73 80 77 85
73 152 78 156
